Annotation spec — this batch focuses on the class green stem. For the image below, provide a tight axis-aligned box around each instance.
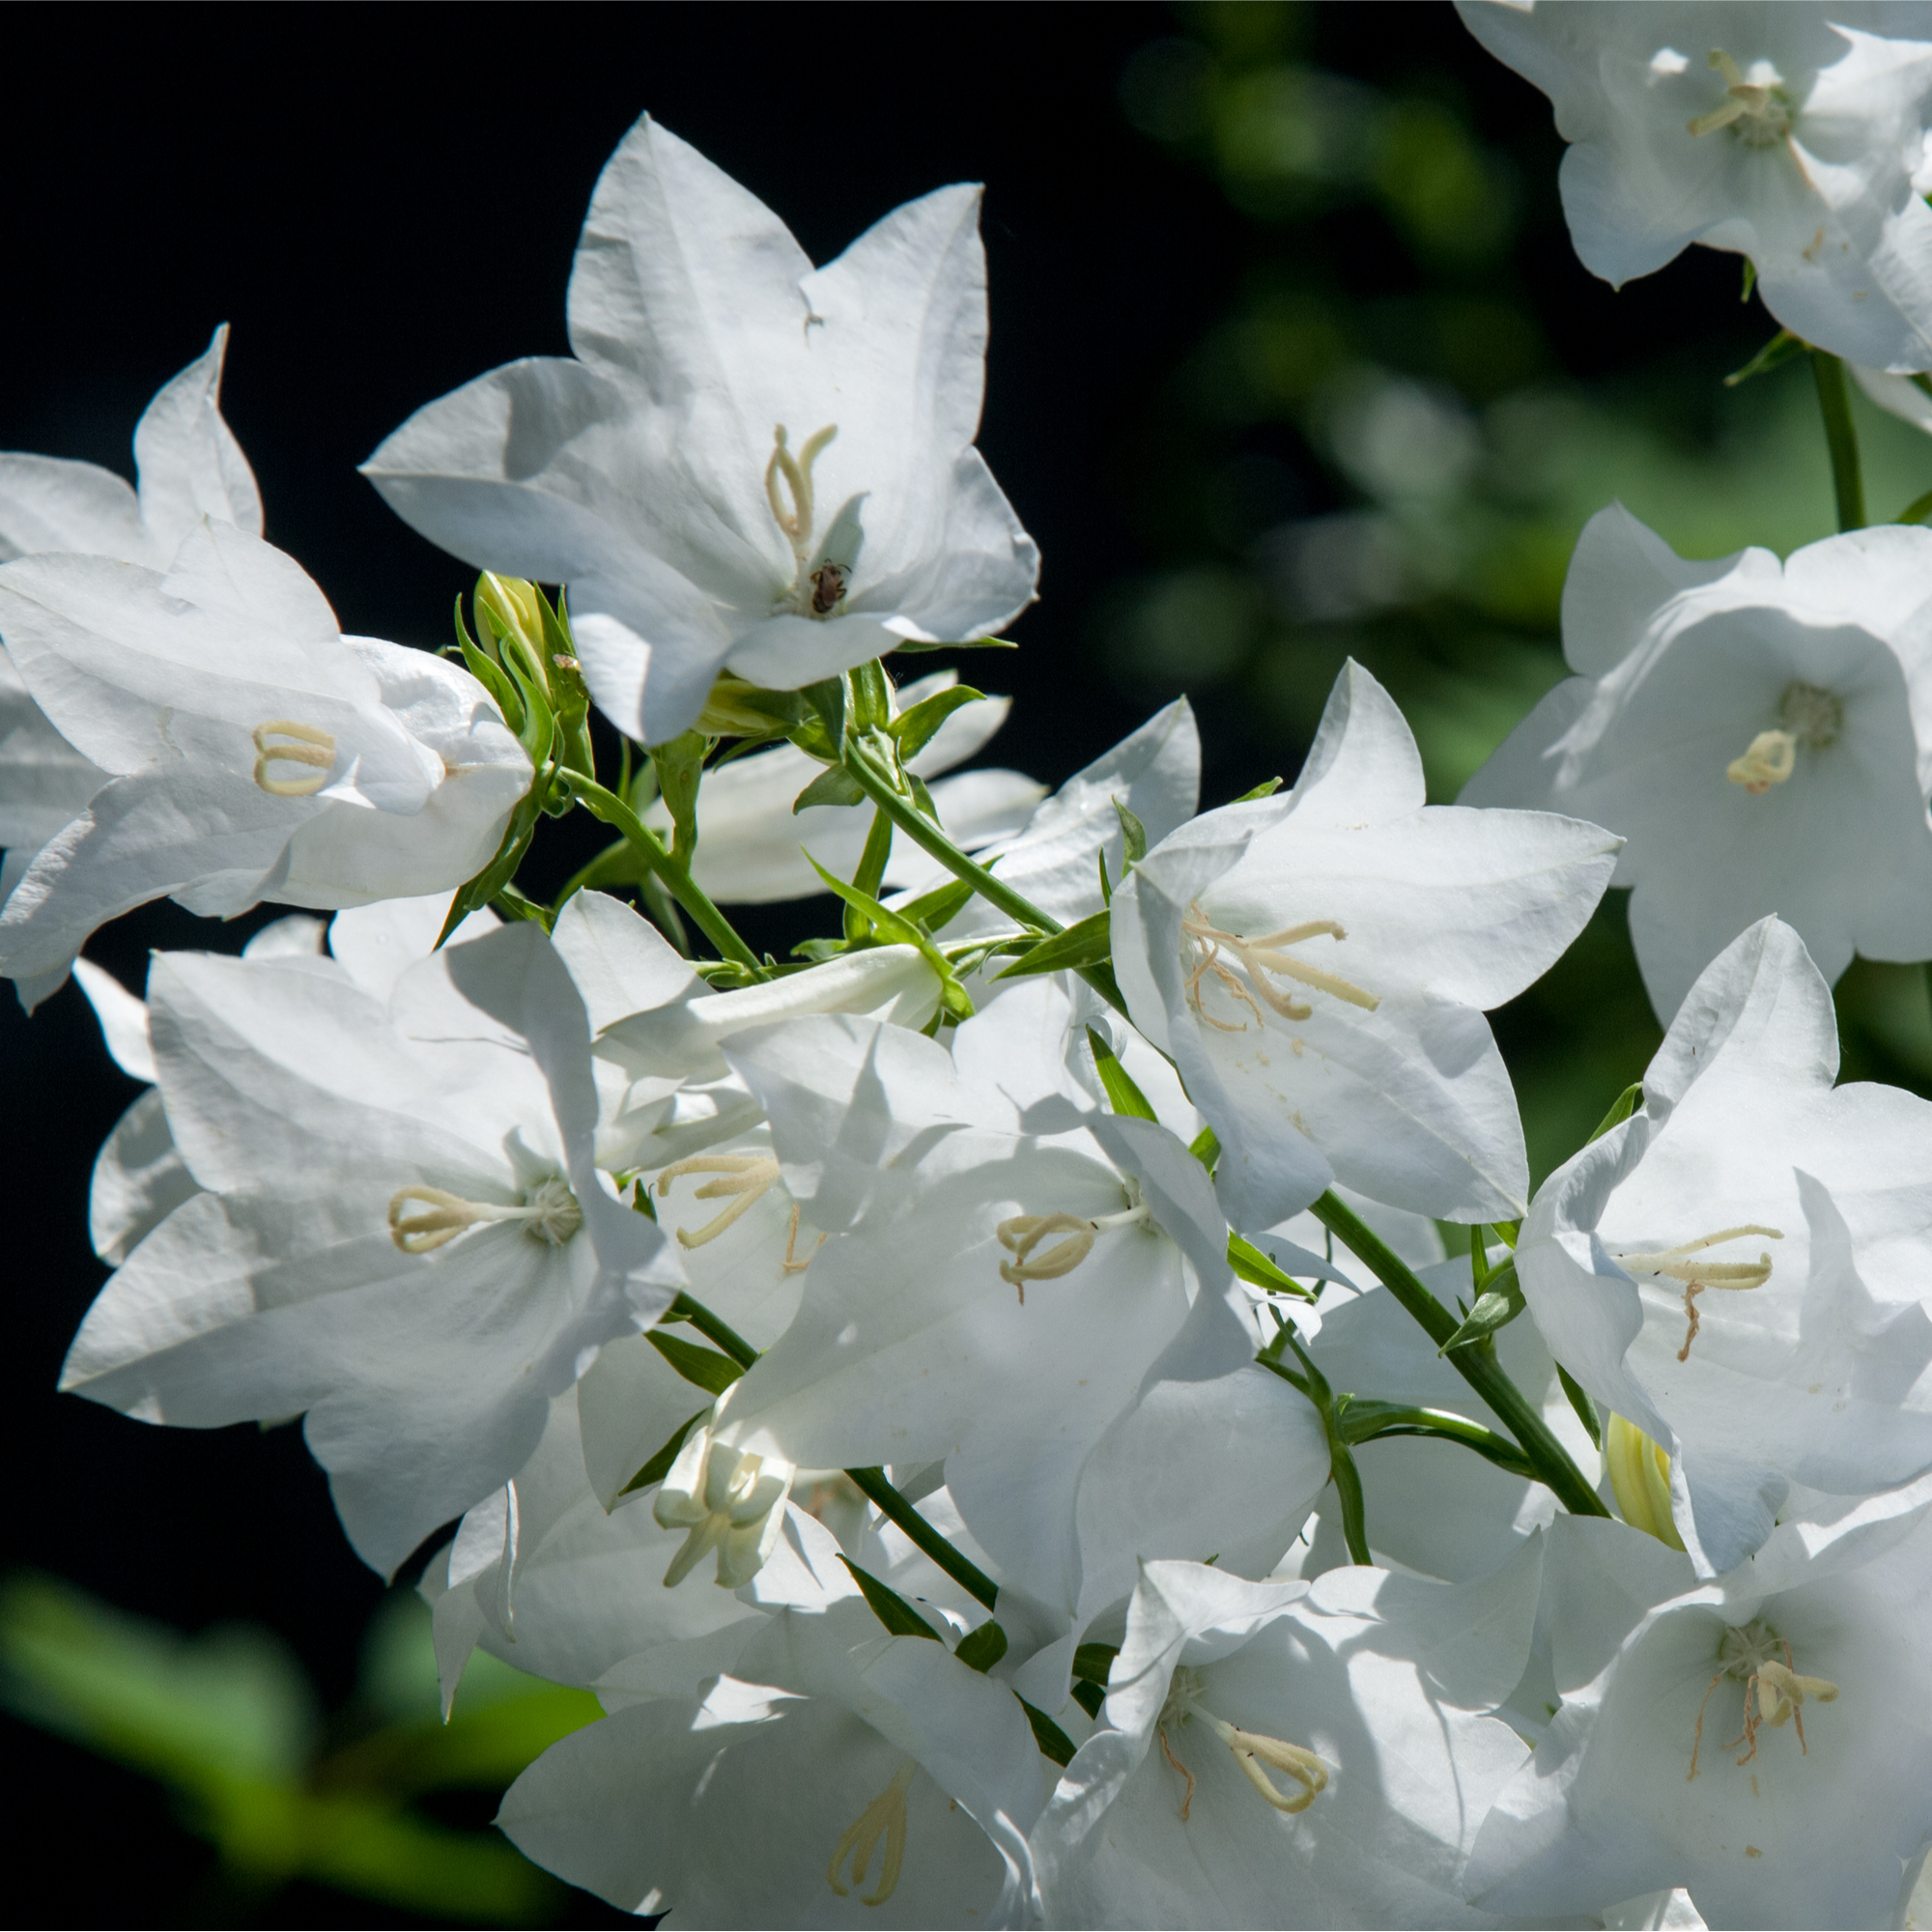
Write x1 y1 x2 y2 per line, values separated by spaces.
1810 351 1866 532
845 1467 1001 1613
562 774 764 975
1347 1406 1538 1481
668 1293 757 1369
1309 1192 1607 1519
840 738 1130 1019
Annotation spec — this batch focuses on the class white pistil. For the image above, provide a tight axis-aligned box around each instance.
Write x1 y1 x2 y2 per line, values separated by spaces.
387 1176 582 1254
1687 49 1794 146
656 1153 782 1249
1727 682 1843 796
826 1759 918 1907
1615 1224 1781 1361
1180 904 1378 1032
996 1199 1153 1303
1726 730 1796 795
654 1430 794 1589
1157 1666 1330 1823
1688 1618 1840 1780
252 720 336 797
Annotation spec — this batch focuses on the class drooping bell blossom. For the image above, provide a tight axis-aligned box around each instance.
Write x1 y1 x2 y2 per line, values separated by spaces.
59 922 682 1576
1516 916 1932 1577
708 1006 1329 1707
0 522 530 1001
643 671 1042 905
363 115 1039 746
0 327 263 966
1456 2 1932 371
1112 660 1619 1232
1031 1549 1541 1929
1465 504 1932 1022
500 1595 1046 1927
1466 1487 1932 1930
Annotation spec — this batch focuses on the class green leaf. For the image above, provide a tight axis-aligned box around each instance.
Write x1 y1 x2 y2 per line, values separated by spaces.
1189 1124 1221 1172
992 908 1112 980
1585 1083 1644 1146
1070 1680 1104 1719
1436 1258 1524 1353
848 809 895 935
800 676 845 751
1072 1642 1119 1687
1019 1696 1077 1767
896 875 978 934
1556 1363 1603 1449
848 659 893 731
1228 1233 1317 1300
891 685 985 761
1085 1025 1157 1121
793 764 866 811
952 1620 1009 1673
1723 327 1804 387
1111 797 1148 866
619 1406 709 1495
838 1559 942 1641
1898 487 1932 526
1234 777 1284 802
804 853 975 1022
645 1330 743 1398
890 634 1018 653
1741 255 1757 304
452 596 523 732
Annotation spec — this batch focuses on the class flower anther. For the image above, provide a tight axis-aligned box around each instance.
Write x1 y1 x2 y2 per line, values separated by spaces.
1688 1618 1840 1780
653 1430 795 1589
764 423 857 620
1726 683 1842 796
1614 1224 1781 1360
252 720 337 797
1180 904 1378 1032
1687 50 1796 148
996 1193 1153 1303
1157 1664 1330 1824
656 1153 783 1250
386 1176 582 1253
826 1758 918 1906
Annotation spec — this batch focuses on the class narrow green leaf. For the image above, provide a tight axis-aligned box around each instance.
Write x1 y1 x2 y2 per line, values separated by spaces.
1585 1083 1644 1146
1436 1259 1525 1354
1741 255 1758 304
890 635 1018 653
1556 1363 1603 1449
952 1620 1009 1673
645 1330 743 1398
1228 1233 1317 1300
453 598 523 731
1469 1223 1492 1293
1085 1025 1157 1121
619 1407 709 1494
891 686 985 761
1072 1642 1119 1687
1234 777 1284 802
804 854 974 1022
849 809 895 927
1111 797 1147 866
1189 1124 1221 1172
1070 1679 1104 1719
1898 487 1932 526
1019 1696 1077 1767
1723 327 1804 387
838 1559 941 1641
897 875 977 934
793 764 866 812
992 908 1112 980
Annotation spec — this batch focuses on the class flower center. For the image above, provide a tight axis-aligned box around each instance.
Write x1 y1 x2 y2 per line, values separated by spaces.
1687 50 1795 148
764 422 863 620
386 1176 582 1253
654 1421 795 1589
1726 683 1842 796
995 1184 1153 1303
1180 904 1378 1033
826 1759 918 1907
1689 1618 1839 1780
252 720 336 797
1614 1224 1782 1361
1156 1666 1329 1824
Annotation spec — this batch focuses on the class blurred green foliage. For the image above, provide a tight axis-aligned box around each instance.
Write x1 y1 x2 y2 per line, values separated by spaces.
1102 1 1932 1180
0 1573 601 1925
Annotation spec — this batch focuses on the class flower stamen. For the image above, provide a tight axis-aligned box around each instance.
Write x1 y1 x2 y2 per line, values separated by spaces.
1615 1226 1780 1361
655 1433 794 1589
387 1177 582 1253
1158 1726 1197 1823
252 720 336 797
765 422 837 568
1726 729 1796 795
1159 1666 1330 1822
1688 50 1794 147
1691 1621 1839 1776
1180 905 1378 1031
996 1202 1152 1303
826 1759 918 1906
657 1154 783 1249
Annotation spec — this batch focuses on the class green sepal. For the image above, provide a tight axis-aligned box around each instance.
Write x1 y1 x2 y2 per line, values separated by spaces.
1585 1083 1644 1146
800 677 846 751
1234 777 1284 802
1189 1124 1222 1172
1741 256 1758 303
535 586 594 780
650 731 709 867
1019 1697 1077 1767
453 595 524 732
992 909 1112 980
1228 1233 1317 1301
1556 1363 1603 1449
803 855 975 1022
646 1330 744 1399
838 1558 942 1641
907 771 941 823
1072 1642 1119 1687
1723 327 1804 387
1111 797 1148 866
619 1406 709 1495
490 884 554 929
793 764 866 812
952 1620 1009 1673
1436 1257 1524 1354
848 660 893 732
890 634 1018 653
1085 1025 1157 1121
891 686 985 761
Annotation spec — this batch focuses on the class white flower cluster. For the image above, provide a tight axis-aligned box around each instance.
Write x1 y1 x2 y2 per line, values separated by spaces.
12 43 1932 1925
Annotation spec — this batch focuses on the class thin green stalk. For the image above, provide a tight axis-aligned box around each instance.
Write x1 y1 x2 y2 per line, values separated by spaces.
1346 1406 1538 1481
1309 1192 1608 1519
668 1293 757 1369
561 773 764 975
1810 351 1866 531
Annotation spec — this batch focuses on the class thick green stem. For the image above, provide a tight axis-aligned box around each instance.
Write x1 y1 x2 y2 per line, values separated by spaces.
562 774 764 975
845 1467 1001 1613
1810 351 1866 532
1309 1192 1607 1519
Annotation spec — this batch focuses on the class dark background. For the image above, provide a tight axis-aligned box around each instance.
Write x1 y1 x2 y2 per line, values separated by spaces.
3 5 1924 1923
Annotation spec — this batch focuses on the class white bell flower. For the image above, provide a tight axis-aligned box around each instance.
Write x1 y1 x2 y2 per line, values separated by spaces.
642 671 1043 905
1457 1 1932 371
1518 917 1932 1577
1032 1549 1541 1928
1466 1485 1932 1930
58 922 682 1576
1465 503 1932 1022
0 521 531 1000
497 1598 1046 1926
363 115 1039 745
1113 660 1619 1231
